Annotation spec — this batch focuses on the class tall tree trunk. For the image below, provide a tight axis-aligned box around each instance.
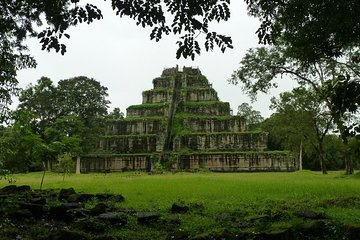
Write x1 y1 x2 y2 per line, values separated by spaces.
330 112 354 175
40 162 46 191
299 140 303 171
342 138 354 175
76 156 81 174
319 152 328 174
338 128 354 175
318 142 328 174
47 159 51 171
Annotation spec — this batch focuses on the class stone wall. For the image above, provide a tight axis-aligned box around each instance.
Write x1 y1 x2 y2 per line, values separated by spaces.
126 104 169 117
178 152 295 172
175 133 267 151
181 102 230 115
153 77 174 88
185 88 219 102
106 119 164 135
142 89 172 103
82 155 151 172
181 116 246 132
99 135 161 153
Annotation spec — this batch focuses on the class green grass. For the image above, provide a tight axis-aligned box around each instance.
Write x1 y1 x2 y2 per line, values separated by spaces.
2 171 359 212
2 171 360 239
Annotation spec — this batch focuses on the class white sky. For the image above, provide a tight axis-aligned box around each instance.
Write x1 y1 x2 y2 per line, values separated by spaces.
16 1 296 118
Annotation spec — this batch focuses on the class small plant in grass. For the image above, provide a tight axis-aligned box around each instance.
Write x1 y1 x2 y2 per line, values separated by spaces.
0 169 16 184
153 161 165 174
57 152 74 181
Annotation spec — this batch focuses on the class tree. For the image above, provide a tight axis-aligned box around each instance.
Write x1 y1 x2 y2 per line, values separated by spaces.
18 77 58 137
240 0 360 174
9 76 110 171
237 103 264 130
245 0 360 62
0 110 47 172
56 76 109 120
44 115 84 168
231 45 360 174
107 108 125 119
56 76 109 153
1 1 233 122
57 153 74 181
270 87 333 174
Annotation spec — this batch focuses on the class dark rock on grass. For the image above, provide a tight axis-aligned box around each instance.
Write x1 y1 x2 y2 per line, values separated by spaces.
7 209 33 220
246 214 271 222
97 212 128 225
216 211 249 227
235 221 253 228
346 224 360 240
93 235 118 240
49 203 85 222
67 193 96 203
68 208 90 219
30 197 47 205
257 223 293 240
293 210 326 219
58 188 76 201
0 194 10 201
33 188 58 201
0 185 17 193
168 230 191 240
171 203 189 213
50 229 89 240
191 229 238 240
0 185 31 194
323 196 360 208
90 203 112 216
75 193 95 203
76 218 108 233
95 193 125 202
19 202 48 218
137 212 160 224
62 202 85 209
110 194 125 203
17 185 31 192
298 220 327 238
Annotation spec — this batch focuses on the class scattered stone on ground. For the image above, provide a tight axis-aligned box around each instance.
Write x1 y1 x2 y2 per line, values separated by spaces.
0 185 356 240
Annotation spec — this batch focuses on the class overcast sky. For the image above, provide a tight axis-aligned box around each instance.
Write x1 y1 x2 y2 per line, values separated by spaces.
17 1 296 118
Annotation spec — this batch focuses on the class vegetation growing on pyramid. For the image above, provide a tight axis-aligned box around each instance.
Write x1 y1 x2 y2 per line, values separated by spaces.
82 66 294 172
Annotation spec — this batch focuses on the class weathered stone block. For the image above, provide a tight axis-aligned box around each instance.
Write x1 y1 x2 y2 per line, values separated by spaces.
177 133 267 151
182 116 246 132
185 88 219 102
142 89 172 103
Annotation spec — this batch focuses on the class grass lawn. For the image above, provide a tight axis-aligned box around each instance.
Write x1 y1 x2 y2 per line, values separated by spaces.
1 170 360 239
2 170 360 217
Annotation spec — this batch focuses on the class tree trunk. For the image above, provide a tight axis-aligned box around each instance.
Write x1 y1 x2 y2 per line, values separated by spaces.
299 140 303 171
76 156 81 174
330 113 354 175
47 159 51 171
318 142 328 174
340 133 353 175
40 162 46 191
319 152 328 174
344 143 354 175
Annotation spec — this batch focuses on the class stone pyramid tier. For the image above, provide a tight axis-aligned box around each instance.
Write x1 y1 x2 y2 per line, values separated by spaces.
82 66 295 172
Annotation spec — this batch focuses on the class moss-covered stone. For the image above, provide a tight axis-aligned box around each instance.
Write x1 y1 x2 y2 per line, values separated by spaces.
82 66 295 172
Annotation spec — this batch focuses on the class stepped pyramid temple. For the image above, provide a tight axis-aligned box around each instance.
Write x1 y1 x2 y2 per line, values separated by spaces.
82 66 295 172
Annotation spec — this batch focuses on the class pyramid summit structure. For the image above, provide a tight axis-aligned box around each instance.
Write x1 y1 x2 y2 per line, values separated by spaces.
81 66 295 172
